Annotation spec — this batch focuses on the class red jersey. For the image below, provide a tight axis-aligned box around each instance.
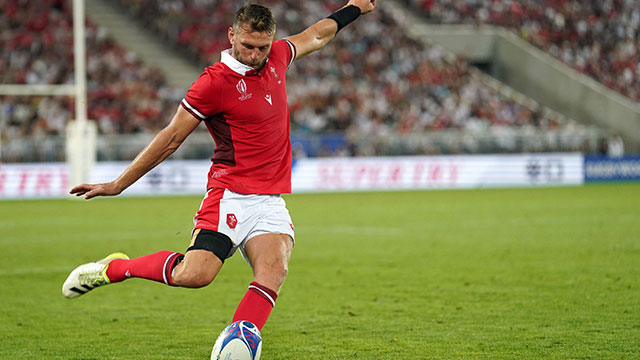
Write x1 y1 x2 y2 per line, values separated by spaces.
181 40 297 194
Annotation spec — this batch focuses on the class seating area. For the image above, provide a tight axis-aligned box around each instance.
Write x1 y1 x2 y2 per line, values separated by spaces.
0 0 182 142
0 0 608 161
408 0 640 102
117 0 594 155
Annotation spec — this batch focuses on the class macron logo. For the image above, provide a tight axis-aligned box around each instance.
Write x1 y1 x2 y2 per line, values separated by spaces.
265 94 272 105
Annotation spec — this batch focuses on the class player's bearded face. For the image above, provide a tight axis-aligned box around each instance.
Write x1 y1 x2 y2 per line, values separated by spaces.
229 26 274 71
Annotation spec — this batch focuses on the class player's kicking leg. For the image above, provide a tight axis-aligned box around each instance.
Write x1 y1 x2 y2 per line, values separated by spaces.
62 252 129 298
61 229 231 298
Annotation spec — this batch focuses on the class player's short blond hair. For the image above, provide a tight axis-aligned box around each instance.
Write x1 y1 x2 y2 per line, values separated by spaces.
233 3 276 36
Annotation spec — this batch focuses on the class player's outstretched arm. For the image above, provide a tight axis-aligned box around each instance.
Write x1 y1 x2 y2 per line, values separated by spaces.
285 0 375 60
70 106 200 199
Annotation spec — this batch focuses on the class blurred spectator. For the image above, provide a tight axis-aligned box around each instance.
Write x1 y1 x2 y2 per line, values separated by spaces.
607 133 625 157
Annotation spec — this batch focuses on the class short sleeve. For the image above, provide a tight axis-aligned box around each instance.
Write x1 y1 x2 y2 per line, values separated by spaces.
181 70 222 120
271 39 297 69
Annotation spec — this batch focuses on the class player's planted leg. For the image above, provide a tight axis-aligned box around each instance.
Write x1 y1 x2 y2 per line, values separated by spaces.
232 233 293 330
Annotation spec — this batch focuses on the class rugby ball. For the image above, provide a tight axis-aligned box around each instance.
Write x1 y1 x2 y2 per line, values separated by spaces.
211 320 262 360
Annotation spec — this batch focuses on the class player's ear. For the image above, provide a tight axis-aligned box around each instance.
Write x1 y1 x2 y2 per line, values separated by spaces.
228 27 235 45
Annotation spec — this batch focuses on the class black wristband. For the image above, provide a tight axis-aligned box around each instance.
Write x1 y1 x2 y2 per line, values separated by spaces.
327 5 361 33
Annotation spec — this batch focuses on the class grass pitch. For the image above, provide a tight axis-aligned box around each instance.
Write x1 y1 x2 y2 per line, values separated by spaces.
1 184 639 359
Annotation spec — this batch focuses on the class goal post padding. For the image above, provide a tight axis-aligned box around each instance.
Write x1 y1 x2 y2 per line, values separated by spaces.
65 119 97 189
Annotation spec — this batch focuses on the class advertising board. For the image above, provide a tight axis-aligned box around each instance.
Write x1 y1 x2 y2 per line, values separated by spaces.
0 153 584 199
291 153 584 192
584 156 640 182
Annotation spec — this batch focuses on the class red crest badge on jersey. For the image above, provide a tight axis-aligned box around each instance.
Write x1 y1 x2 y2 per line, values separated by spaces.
227 214 238 229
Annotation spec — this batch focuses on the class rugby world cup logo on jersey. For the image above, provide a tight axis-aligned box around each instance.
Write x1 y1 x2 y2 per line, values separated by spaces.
236 79 252 101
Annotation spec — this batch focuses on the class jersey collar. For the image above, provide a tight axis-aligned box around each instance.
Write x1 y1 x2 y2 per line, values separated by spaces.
221 49 268 76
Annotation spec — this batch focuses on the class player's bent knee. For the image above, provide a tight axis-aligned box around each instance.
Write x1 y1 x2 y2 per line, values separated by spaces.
173 229 232 288
184 272 215 288
173 266 217 288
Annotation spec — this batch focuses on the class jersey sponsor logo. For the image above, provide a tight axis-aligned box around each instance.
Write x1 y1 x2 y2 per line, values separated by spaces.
227 214 238 229
265 94 272 105
236 79 252 101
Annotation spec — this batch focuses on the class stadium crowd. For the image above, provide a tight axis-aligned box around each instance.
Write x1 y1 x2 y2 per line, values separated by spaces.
1 0 604 160
0 0 182 142
118 0 592 155
408 0 640 102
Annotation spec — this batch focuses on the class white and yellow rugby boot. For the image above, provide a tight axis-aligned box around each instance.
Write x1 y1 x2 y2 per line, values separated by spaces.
62 252 129 299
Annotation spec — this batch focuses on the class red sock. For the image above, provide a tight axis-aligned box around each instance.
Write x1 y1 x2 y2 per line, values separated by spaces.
105 251 183 286
232 282 278 330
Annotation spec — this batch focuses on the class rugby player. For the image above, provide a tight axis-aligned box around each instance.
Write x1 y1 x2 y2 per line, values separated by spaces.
63 0 375 332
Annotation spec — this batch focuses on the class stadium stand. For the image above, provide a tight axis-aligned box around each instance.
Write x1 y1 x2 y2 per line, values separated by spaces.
405 0 640 102
116 0 602 155
0 0 182 161
0 0 608 161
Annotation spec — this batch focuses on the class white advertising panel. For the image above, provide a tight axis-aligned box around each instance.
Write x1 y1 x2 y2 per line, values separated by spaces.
0 154 583 199
0 163 70 199
90 161 209 196
291 153 584 192
0 160 210 200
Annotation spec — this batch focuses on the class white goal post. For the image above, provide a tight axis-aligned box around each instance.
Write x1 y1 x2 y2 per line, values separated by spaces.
0 0 96 190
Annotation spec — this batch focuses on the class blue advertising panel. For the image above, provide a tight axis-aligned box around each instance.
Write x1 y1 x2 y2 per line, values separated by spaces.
584 155 640 182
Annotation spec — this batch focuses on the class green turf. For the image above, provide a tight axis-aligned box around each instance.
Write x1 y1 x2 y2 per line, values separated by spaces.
1 184 639 359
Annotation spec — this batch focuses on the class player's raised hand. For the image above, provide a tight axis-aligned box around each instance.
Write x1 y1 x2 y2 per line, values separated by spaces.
348 0 375 14
70 182 122 200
